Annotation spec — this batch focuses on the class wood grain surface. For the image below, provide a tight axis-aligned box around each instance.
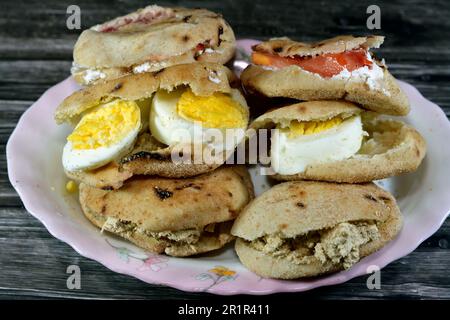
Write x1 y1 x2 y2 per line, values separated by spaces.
1 0 449 299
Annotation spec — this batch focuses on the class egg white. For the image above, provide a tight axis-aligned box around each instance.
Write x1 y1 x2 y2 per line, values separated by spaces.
271 115 364 175
149 88 247 151
62 106 141 172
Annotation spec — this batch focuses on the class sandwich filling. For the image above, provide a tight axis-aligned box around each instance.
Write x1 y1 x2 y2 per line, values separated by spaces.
248 222 379 269
73 6 229 85
271 115 366 175
252 48 388 94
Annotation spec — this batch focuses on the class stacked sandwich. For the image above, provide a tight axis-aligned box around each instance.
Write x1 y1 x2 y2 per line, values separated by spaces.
55 5 254 257
232 35 426 278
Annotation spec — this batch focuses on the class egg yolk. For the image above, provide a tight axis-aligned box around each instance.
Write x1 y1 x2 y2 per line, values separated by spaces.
279 116 344 138
176 89 247 128
67 100 140 150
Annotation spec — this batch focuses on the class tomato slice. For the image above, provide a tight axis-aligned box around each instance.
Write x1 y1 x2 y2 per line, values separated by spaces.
252 49 372 78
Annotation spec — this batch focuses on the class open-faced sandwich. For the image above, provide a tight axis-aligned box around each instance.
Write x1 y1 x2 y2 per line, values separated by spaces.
81 166 254 256
72 5 235 86
249 100 426 182
232 181 402 279
241 35 409 116
55 63 249 190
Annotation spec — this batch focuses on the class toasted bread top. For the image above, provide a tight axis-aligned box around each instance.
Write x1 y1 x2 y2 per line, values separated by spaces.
249 100 362 130
252 35 384 57
74 6 235 68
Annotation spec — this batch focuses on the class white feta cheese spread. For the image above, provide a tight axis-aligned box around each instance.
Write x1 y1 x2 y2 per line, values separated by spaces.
133 61 167 74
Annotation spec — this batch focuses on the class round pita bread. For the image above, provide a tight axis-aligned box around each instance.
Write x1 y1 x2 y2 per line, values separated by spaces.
72 6 235 85
249 101 426 183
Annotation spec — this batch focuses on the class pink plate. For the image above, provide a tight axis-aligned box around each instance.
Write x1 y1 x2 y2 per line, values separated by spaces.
7 39 450 295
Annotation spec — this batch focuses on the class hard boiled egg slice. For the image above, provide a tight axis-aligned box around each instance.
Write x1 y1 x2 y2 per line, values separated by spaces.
149 87 247 150
271 115 364 175
62 99 141 171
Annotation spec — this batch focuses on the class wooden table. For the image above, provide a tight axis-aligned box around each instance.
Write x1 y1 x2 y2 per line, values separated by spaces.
1 0 449 299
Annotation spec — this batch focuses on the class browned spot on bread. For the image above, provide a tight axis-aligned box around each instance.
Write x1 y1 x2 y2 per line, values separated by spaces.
296 202 306 208
101 204 107 215
175 183 194 190
154 186 173 200
102 186 114 191
182 15 192 23
182 35 190 42
228 191 233 197
364 194 378 202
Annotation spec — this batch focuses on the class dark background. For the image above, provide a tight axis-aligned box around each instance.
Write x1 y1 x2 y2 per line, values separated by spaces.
1 0 449 299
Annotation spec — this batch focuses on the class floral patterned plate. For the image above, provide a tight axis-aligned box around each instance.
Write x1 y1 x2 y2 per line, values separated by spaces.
7 39 450 295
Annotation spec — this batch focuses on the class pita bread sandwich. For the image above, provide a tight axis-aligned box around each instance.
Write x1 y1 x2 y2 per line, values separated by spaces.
80 166 254 257
241 35 409 116
249 100 426 183
231 181 402 279
55 63 249 190
72 5 236 86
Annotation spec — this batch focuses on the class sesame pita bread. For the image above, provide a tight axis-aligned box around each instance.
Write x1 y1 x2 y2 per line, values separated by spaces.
72 6 235 85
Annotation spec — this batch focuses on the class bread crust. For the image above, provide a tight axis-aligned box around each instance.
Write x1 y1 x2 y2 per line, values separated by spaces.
252 35 384 57
72 6 235 85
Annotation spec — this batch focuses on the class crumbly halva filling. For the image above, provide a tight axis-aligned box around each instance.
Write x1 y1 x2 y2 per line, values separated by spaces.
101 217 218 245
249 222 379 269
